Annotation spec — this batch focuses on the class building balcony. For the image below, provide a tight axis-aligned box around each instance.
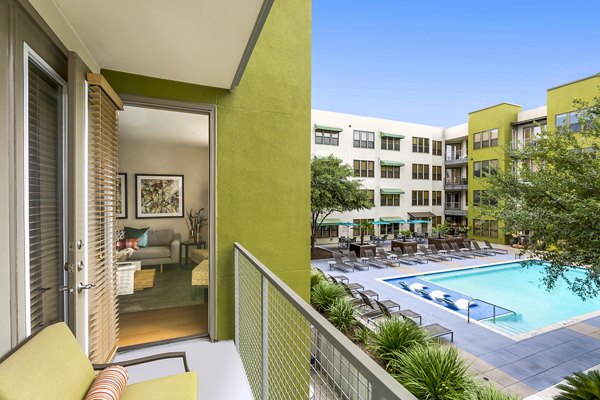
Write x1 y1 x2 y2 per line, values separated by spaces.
444 177 468 190
444 202 468 216
444 152 468 166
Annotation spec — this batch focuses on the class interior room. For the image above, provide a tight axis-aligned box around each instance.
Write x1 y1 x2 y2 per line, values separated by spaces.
115 105 210 347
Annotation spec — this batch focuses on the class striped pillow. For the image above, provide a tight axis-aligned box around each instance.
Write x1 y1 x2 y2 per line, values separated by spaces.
117 238 138 250
85 366 128 400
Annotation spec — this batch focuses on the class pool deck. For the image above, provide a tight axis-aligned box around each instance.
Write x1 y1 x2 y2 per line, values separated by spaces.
313 244 600 399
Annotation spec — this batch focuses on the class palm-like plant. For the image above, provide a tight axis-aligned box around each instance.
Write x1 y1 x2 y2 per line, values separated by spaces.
327 297 357 332
554 370 600 400
369 317 428 367
310 281 347 312
393 344 474 400
359 219 374 245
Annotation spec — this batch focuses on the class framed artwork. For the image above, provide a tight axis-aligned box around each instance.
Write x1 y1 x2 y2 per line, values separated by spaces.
117 173 127 219
135 174 184 218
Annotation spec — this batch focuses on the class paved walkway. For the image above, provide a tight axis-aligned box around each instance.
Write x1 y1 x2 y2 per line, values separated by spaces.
313 244 600 399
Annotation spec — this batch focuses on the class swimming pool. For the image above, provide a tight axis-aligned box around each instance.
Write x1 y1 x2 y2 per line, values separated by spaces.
384 261 600 336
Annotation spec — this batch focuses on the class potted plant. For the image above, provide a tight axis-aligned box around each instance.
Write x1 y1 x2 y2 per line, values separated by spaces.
186 208 208 243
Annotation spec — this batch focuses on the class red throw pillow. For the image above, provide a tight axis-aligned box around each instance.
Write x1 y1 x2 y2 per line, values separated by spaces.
85 365 128 400
117 238 138 251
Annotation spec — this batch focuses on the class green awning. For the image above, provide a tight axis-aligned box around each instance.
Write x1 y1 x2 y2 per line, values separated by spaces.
380 216 402 222
380 160 405 167
380 189 405 195
380 131 405 139
320 218 342 226
314 124 343 133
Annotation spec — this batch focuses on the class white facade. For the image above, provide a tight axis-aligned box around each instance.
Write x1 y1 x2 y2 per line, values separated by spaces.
311 109 448 241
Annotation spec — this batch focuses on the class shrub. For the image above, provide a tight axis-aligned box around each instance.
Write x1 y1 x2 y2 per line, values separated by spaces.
327 297 357 332
393 344 474 400
311 281 346 312
554 370 600 400
310 268 326 290
472 384 517 400
354 326 372 345
369 317 428 366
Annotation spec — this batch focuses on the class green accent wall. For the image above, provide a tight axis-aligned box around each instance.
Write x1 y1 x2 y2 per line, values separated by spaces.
467 103 520 244
547 74 600 132
102 0 311 340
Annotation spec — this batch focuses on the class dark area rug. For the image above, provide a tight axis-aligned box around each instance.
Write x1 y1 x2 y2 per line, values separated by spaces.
118 264 204 314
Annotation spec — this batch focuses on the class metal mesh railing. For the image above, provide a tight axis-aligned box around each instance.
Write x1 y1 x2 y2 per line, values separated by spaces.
234 243 417 400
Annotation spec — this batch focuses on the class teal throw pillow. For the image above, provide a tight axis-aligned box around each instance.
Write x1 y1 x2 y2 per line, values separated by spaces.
124 227 150 248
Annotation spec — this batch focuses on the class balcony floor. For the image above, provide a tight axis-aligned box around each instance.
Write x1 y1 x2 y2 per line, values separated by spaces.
115 338 252 400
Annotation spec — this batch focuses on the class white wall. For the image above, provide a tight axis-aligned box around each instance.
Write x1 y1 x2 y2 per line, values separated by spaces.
311 110 446 238
117 140 209 242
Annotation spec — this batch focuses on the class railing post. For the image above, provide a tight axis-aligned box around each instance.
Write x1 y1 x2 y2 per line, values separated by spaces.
261 275 269 400
493 305 496 323
234 248 239 351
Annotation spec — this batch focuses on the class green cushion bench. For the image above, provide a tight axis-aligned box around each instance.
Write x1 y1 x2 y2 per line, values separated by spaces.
0 322 197 400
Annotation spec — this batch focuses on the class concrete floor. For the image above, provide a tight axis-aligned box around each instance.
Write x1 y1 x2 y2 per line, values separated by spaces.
313 243 600 399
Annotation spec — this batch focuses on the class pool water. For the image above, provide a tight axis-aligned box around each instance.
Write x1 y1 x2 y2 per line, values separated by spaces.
387 262 600 335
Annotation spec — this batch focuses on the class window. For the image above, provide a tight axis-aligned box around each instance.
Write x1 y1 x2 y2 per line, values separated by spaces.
432 140 443 156
523 127 532 145
382 223 400 235
381 136 401 151
432 165 442 181
473 159 498 177
354 130 374 148
315 224 338 238
569 111 581 132
381 194 400 206
353 218 374 236
412 137 430 153
432 191 442 206
354 160 375 177
315 128 339 146
381 165 401 178
555 113 567 128
412 190 429 206
473 128 499 149
473 190 497 207
365 189 375 206
411 163 429 179
432 216 442 227
472 219 498 238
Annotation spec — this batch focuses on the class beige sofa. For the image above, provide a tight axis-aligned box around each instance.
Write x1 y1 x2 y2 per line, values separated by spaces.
128 229 180 272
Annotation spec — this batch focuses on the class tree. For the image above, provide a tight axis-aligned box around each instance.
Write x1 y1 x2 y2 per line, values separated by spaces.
482 92 600 299
311 155 373 248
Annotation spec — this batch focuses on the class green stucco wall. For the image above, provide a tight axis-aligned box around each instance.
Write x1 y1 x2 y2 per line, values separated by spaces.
547 74 600 132
102 0 311 340
467 103 520 244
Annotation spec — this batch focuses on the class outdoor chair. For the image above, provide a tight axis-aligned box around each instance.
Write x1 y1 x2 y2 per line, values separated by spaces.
331 251 355 273
392 248 418 265
374 248 400 267
327 274 349 285
364 249 389 268
405 247 429 264
471 240 496 256
419 245 446 262
441 243 468 259
375 299 422 325
440 297 477 310
484 240 509 254
429 245 451 261
341 282 378 300
463 241 490 257
450 242 474 258
347 251 370 271
422 323 454 342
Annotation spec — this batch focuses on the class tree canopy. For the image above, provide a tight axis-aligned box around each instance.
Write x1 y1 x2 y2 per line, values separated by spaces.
311 155 372 247
482 93 600 298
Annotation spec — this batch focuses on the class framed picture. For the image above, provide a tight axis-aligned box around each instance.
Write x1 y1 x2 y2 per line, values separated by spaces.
135 174 184 218
117 173 127 219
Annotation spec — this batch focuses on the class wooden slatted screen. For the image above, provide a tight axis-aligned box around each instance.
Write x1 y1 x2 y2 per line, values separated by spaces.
87 74 123 363
27 59 64 334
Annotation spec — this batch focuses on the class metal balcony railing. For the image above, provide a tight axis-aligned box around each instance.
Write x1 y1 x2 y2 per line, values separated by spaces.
444 151 468 164
445 202 464 210
444 177 468 186
234 242 417 400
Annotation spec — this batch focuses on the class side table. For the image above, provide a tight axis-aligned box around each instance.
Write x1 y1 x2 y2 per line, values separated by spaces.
180 239 207 266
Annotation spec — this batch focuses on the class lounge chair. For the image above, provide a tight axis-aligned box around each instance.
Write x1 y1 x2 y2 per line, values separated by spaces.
422 323 454 342
327 274 349 284
405 247 429 264
359 291 400 312
441 243 468 259
409 282 430 297
341 282 378 300
392 248 419 265
331 251 355 272
440 297 477 310
397 280 411 290
429 245 451 261
471 240 496 256
364 249 389 268
347 251 370 271
375 299 422 325
463 240 490 256
484 240 509 254
429 290 450 302
419 245 446 262
374 248 400 267
450 242 474 258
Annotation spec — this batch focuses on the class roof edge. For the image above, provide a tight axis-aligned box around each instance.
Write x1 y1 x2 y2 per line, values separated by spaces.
468 102 521 115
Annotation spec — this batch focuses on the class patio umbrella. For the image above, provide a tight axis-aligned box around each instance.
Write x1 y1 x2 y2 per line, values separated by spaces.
371 221 390 225
408 219 430 224
339 222 358 237
390 219 407 224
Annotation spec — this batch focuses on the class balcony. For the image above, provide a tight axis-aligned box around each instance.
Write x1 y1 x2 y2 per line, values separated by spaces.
234 243 416 400
444 177 468 190
444 151 468 166
444 202 468 217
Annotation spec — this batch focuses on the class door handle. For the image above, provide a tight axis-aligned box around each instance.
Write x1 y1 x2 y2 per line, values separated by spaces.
59 286 73 294
77 282 96 293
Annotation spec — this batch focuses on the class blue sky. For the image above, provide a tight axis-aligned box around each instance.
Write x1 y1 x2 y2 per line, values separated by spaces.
312 1 600 127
